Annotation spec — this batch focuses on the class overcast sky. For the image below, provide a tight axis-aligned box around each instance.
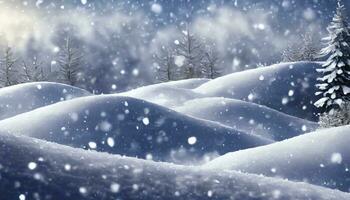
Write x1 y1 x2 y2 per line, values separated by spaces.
0 0 348 92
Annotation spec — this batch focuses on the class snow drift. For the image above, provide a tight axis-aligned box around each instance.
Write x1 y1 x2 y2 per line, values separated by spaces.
0 131 348 200
204 125 350 192
0 82 90 120
120 83 205 108
194 62 321 121
0 95 270 164
175 97 318 141
119 78 209 108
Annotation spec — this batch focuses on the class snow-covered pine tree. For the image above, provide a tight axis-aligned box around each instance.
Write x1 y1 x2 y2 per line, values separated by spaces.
314 0 350 110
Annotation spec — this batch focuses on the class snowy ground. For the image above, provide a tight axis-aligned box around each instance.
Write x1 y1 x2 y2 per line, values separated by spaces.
1 62 349 199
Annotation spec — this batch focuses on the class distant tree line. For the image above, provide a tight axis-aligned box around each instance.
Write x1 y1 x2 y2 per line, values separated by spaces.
0 36 83 88
154 26 222 82
281 32 321 62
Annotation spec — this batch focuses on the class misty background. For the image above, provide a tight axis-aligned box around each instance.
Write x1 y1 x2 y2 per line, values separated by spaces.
0 0 349 93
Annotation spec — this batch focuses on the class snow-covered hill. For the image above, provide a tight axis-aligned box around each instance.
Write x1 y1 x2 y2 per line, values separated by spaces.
0 95 270 164
175 97 318 141
204 126 350 192
1 61 347 199
1 130 349 200
194 62 321 121
0 82 91 120
120 62 321 122
120 82 205 108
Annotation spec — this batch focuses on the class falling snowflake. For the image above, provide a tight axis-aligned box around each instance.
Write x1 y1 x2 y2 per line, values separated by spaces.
64 164 72 171
151 3 162 14
271 168 277 173
142 117 150 125
331 153 342 164
188 136 197 145
28 162 37 170
79 187 87 195
107 137 115 147
99 121 112 132
110 183 120 193
146 153 153 160
88 142 97 149
282 97 289 105
288 90 294 97
174 56 186 67
248 93 254 101
301 125 307 132
19 194 26 200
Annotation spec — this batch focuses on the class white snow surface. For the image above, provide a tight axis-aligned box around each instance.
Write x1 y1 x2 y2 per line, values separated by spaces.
0 95 270 164
0 82 90 120
0 130 349 200
175 97 318 141
1 62 349 199
119 79 209 108
204 125 350 191
194 62 321 121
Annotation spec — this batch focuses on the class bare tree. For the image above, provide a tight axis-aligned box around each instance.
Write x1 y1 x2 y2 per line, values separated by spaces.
154 46 175 82
22 57 46 82
175 26 205 79
155 26 221 81
203 46 220 79
57 37 83 86
0 47 18 87
282 33 321 62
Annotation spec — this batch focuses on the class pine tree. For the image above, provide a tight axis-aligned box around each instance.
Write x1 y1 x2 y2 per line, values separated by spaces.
57 37 83 86
314 1 350 110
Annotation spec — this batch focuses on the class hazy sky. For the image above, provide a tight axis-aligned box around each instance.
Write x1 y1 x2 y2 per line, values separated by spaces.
0 0 348 92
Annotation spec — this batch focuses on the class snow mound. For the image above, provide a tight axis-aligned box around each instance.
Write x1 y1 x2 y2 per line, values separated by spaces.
204 125 350 192
175 97 318 141
0 95 270 164
0 131 348 200
0 82 91 120
194 62 321 121
153 78 210 89
120 84 205 108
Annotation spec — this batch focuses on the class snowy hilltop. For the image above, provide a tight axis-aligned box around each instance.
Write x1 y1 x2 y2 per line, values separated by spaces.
3 0 350 199
1 61 350 200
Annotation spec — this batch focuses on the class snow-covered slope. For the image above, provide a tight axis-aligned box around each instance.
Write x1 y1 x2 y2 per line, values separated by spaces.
120 84 205 108
119 78 210 108
0 82 91 120
175 97 318 141
195 62 321 121
1 131 348 200
0 95 270 164
204 126 350 192
153 78 210 89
